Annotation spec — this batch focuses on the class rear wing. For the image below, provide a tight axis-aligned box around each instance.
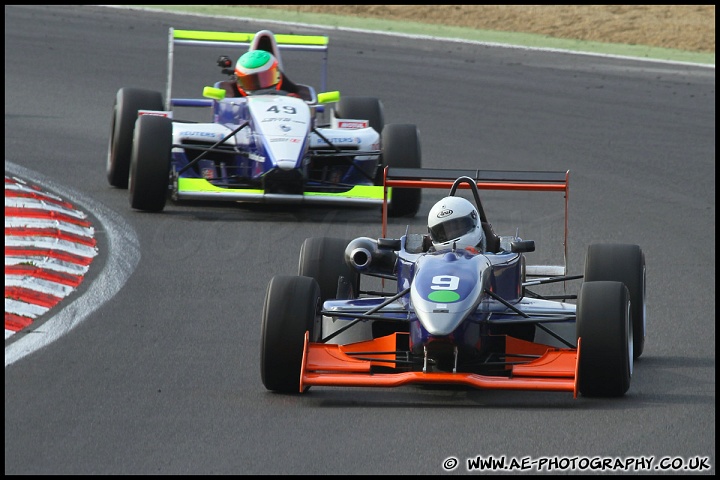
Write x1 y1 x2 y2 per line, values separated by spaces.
382 167 570 275
166 28 330 110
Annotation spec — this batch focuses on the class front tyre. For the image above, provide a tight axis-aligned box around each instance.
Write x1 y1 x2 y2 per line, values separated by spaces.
381 123 422 217
129 115 172 212
335 96 384 134
577 281 632 397
261 275 322 393
107 88 163 188
584 243 646 358
298 237 359 301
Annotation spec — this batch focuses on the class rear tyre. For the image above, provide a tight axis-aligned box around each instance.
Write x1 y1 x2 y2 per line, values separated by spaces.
261 275 322 393
298 237 359 301
335 96 384 134
584 243 646 358
107 88 163 188
381 123 422 217
129 115 172 212
577 281 632 397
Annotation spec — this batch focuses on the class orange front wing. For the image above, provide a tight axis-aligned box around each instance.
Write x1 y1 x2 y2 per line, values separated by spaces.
299 332 581 398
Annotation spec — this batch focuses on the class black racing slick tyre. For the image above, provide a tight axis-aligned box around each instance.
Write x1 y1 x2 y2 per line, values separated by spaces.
298 237 359 301
261 275 322 393
129 115 172 212
107 88 163 188
381 123 422 218
577 281 632 397
584 243 646 359
335 96 385 135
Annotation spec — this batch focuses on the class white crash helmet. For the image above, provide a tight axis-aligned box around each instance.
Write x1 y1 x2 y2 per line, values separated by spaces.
427 196 485 251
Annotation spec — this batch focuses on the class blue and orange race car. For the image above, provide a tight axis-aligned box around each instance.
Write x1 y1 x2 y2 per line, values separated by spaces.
261 167 646 398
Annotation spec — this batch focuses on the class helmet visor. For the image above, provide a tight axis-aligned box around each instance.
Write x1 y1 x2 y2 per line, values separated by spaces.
429 215 476 243
237 68 280 91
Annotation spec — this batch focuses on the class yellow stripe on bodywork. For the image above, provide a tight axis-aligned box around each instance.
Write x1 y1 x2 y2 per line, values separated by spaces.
177 178 263 194
172 30 329 47
177 178 387 199
304 185 386 199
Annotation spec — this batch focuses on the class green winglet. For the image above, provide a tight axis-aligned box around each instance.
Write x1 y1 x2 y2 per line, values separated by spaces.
318 91 340 104
203 86 226 100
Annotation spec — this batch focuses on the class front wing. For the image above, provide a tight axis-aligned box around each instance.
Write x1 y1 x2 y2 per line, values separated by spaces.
299 331 581 397
173 177 387 207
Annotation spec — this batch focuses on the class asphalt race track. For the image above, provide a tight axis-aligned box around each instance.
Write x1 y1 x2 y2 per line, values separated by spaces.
4 5 715 475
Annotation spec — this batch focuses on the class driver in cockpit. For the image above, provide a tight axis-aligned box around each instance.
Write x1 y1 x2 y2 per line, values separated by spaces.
427 196 486 255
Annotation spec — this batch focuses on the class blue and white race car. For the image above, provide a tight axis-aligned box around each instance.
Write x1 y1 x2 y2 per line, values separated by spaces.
106 29 422 216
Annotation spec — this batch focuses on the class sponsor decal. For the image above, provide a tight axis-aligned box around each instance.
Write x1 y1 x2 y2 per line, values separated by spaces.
338 120 368 129
437 208 453 218
138 110 171 118
180 131 220 138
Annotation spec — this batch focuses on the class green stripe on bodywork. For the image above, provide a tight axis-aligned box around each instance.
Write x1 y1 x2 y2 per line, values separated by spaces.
177 178 387 198
173 29 328 46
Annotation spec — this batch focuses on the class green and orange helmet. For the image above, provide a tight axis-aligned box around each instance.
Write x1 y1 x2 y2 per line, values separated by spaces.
234 50 281 91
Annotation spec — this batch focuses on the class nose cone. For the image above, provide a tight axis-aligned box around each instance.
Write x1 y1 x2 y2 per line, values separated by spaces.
276 159 297 170
410 252 490 336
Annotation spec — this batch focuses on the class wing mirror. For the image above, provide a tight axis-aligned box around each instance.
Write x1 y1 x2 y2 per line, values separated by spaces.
511 240 535 253
317 91 340 104
203 86 226 100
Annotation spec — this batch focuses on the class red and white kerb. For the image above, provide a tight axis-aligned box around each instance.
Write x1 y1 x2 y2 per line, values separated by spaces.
5 176 98 339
